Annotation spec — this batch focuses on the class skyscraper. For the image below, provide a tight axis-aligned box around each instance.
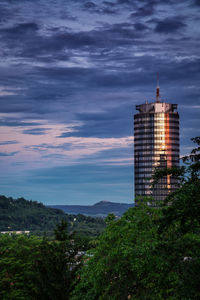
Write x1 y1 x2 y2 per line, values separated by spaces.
134 79 179 204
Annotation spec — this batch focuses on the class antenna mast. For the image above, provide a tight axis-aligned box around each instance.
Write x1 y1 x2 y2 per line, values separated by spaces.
156 72 160 103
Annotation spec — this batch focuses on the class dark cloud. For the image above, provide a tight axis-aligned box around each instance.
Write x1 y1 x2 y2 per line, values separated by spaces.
84 2 96 9
0 19 146 60
134 22 148 31
0 4 17 24
103 1 116 6
155 17 186 34
78 146 133 163
101 7 119 14
0 151 18 156
130 2 155 18
22 128 50 135
0 22 39 36
0 120 42 127
57 104 133 138
194 0 200 6
115 0 136 7
83 1 118 14
0 141 19 145
1 51 200 124
59 10 77 21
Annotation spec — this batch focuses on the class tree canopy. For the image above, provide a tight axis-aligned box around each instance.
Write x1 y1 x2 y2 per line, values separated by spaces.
0 220 81 300
72 137 200 300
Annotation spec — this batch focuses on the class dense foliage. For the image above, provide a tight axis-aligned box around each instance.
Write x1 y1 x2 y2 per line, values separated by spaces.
72 137 200 299
0 196 106 238
68 214 106 240
0 221 81 300
0 196 65 232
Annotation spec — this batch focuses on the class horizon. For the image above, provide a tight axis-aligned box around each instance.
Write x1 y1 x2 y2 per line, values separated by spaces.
0 0 200 205
48 200 135 206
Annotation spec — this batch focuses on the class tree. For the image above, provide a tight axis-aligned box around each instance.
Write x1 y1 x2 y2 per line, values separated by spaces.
0 220 81 300
34 220 81 300
72 199 162 300
72 137 200 300
54 219 69 241
0 234 42 299
151 136 200 299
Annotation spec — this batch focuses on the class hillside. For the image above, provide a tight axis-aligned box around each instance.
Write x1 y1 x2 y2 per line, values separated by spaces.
0 195 66 232
0 195 106 237
49 200 135 217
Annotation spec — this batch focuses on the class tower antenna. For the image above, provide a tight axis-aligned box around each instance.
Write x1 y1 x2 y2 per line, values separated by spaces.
156 72 160 102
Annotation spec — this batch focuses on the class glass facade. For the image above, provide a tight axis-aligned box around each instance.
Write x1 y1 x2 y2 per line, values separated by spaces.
134 101 179 204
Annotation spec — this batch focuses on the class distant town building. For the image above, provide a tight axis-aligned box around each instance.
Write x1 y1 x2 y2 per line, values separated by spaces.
134 77 180 204
0 231 30 235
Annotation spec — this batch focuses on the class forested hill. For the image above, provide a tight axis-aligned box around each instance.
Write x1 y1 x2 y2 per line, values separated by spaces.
49 200 135 217
0 195 106 236
0 195 65 232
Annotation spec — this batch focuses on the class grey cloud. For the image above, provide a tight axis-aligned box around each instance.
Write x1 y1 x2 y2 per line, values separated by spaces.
130 2 155 18
103 1 116 6
0 119 42 127
101 7 119 14
41 153 67 159
0 21 145 60
25 143 73 153
22 128 50 135
83 1 120 14
57 104 133 138
117 0 133 4
194 0 200 6
1 51 199 123
0 141 19 145
155 17 186 34
0 4 17 24
84 2 96 9
0 22 39 36
134 22 148 31
47 22 141 49
75 146 133 167
0 151 18 156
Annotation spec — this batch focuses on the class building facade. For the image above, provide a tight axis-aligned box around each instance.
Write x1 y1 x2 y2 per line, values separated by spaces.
134 85 179 204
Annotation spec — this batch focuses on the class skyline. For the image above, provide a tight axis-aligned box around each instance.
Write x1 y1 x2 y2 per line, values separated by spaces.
0 0 200 205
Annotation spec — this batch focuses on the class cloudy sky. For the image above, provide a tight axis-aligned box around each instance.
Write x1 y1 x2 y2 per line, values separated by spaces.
0 0 200 205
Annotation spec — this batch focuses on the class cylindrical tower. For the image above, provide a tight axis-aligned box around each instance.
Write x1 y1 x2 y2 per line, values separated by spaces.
134 87 179 204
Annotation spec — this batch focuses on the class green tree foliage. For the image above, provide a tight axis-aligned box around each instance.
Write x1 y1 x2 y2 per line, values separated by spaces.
0 196 106 239
0 220 81 300
34 220 81 300
0 234 41 299
72 137 200 300
72 200 162 300
68 214 106 240
0 195 65 233
152 136 200 299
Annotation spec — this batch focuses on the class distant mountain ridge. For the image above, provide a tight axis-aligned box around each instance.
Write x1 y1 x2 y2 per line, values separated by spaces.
49 201 135 217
